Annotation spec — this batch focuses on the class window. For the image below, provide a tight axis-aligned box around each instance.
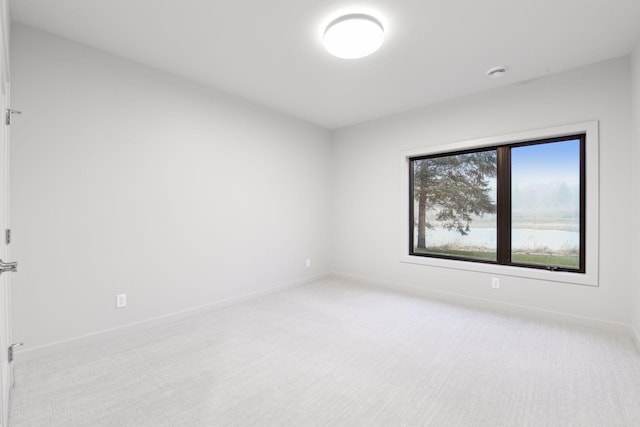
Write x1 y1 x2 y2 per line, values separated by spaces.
409 134 585 273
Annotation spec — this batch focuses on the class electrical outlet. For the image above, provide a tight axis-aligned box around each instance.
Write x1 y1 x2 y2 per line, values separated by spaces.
306 258 311 268
491 278 500 289
116 293 127 308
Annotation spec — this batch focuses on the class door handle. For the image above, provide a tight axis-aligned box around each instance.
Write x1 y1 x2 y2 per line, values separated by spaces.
0 259 17 274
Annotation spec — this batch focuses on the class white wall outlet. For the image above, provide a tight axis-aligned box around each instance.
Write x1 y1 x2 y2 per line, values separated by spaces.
306 258 311 268
491 278 500 289
116 293 127 308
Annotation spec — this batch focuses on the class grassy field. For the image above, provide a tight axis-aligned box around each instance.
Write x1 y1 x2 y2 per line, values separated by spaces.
511 253 578 268
414 247 496 261
414 247 579 268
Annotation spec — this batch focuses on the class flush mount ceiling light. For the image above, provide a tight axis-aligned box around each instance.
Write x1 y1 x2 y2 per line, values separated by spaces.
487 66 509 78
323 14 385 59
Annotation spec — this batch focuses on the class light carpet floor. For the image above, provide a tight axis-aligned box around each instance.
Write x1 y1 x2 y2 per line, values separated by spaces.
9 278 640 426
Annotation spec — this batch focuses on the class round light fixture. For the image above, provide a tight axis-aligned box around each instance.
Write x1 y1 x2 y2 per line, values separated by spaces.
323 14 385 59
487 66 508 78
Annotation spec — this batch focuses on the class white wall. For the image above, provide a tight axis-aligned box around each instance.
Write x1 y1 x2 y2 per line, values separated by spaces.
10 22 639 354
332 58 633 325
632 41 640 341
10 24 332 350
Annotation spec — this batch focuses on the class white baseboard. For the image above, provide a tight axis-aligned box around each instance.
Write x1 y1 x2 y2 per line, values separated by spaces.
15 273 331 363
16 272 637 363
331 271 633 336
632 325 640 354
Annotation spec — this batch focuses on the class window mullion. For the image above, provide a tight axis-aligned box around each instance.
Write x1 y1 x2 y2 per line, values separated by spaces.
496 146 511 265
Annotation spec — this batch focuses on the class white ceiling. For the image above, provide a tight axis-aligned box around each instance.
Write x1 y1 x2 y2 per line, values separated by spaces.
10 0 640 129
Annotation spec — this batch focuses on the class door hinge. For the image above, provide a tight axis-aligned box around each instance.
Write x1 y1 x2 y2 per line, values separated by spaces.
5 229 10 245
5 109 21 125
8 343 23 363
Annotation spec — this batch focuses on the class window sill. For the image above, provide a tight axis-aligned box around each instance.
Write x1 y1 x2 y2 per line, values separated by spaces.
400 254 598 287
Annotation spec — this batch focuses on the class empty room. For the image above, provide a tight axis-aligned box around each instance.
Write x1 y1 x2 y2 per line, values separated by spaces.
1 0 640 426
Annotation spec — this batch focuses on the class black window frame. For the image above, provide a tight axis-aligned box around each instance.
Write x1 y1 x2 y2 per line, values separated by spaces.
408 134 586 273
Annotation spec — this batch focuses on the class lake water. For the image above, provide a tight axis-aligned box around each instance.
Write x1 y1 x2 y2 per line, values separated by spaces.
418 228 579 251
